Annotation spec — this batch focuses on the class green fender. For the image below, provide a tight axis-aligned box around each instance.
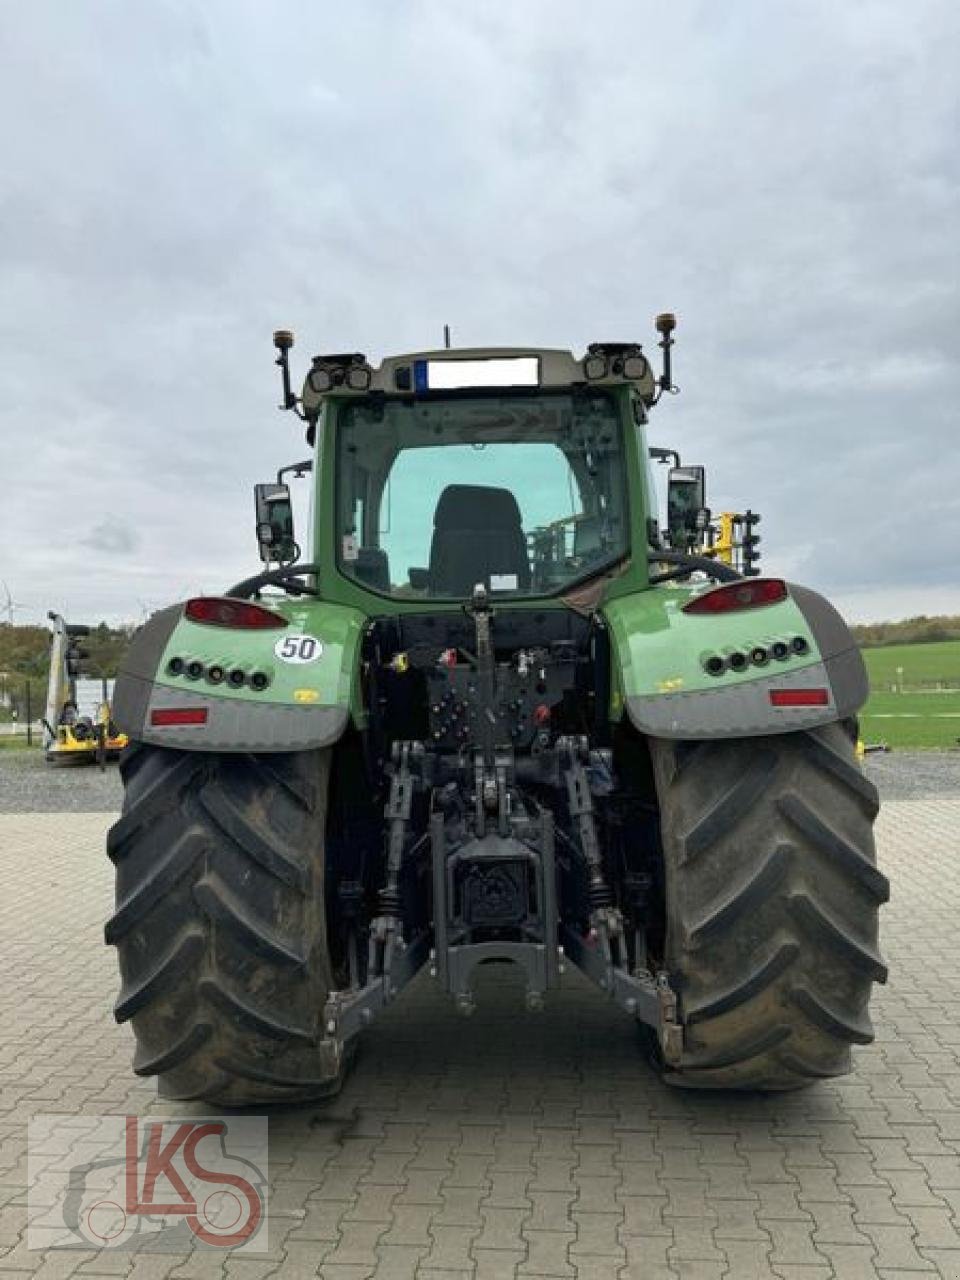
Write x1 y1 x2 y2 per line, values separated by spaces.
602 581 867 740
113 598 366 752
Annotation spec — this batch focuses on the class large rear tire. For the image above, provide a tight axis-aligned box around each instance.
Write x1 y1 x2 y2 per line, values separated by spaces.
106 744 343 1105
650 722 888 1090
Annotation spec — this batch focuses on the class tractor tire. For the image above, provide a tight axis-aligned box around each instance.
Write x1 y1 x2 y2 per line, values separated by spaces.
106 744 343 1105
650 722 888 1090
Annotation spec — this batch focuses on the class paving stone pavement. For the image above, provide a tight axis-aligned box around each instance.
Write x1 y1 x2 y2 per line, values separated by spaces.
1 799 959 1278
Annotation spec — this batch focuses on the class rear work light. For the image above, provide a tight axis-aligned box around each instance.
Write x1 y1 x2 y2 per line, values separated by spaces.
150 707 208 726
184 597 287 629
769 688 830 708
682 578 788 615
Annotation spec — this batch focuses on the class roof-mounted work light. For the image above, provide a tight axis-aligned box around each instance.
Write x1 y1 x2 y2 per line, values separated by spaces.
307 353 372 395
583 343 651 383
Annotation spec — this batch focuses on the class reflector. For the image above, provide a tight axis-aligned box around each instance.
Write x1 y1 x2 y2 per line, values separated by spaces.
185 597 287 629
682 578 787 615
769 688 829 707
150 707 208 726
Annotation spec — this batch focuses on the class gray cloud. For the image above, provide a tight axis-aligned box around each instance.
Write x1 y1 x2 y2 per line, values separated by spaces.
80 520 140 556
1 0 958 625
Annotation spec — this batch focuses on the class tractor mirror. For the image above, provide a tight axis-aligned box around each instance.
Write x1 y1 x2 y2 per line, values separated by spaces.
253 482 298 564
667 466 707 550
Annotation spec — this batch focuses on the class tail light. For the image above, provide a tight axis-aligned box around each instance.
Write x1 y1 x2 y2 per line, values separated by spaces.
682 578 787 615
184 597 287 629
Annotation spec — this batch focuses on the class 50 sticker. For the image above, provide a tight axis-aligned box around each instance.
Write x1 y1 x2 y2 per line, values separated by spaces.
274 634 323 664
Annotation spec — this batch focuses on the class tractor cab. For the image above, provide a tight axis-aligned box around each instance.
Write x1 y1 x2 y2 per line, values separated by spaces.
259 323 762 605
265 335 669 608
332 386 631 601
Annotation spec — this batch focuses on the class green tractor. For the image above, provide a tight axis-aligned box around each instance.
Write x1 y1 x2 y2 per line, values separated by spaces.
108 317 887 1103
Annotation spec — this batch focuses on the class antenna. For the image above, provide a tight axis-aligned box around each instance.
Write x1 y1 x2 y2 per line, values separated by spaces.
443 324 451 350
273 329 305 417
655 313 677 395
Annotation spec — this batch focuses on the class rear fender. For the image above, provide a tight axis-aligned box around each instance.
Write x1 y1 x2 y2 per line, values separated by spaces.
113 599 366 752
604 581 867 740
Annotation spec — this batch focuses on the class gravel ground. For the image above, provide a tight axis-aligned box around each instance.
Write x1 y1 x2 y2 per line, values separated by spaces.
2 743 960 813
862 747 960 801
0 749 123 813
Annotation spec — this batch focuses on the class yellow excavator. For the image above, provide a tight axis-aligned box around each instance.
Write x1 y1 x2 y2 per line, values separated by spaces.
42 613 127 765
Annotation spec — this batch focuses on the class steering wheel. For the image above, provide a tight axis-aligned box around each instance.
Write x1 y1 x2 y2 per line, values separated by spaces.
647 550 742 586
227 563 323 599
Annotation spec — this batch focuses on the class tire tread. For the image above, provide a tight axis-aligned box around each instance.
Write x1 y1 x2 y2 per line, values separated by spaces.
651 721 885 1090
107 746 339 1105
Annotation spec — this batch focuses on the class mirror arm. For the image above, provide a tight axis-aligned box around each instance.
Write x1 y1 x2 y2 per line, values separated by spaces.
649 447 680 468
277 459 313 485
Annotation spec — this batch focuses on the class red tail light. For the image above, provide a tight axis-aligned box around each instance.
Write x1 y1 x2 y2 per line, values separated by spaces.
682 578 787 615
769 688 829 708
184 597 287 629
150 707 208 726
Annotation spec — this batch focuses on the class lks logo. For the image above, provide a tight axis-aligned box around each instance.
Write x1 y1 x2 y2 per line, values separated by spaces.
29 1114 268 1252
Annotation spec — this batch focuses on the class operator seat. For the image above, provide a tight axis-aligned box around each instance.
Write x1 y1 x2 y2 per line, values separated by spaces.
429 485 531 596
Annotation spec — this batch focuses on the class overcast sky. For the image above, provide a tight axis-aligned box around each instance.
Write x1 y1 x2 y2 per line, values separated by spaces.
1 0 958 627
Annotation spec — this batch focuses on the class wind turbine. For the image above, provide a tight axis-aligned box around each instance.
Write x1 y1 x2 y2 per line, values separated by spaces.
1 581 24 625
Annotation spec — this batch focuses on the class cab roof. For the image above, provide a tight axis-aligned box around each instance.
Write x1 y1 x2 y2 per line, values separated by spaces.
299 344 657 418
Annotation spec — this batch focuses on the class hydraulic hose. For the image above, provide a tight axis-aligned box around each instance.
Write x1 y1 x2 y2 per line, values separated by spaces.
647 550 742 585
227 563 322 599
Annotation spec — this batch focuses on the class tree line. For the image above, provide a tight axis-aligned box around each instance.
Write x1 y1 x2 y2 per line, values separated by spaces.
850 615 960 649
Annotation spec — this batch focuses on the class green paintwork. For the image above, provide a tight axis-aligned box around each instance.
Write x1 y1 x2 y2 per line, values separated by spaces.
151 582 822 733
154 599 367 723
602 585 820 717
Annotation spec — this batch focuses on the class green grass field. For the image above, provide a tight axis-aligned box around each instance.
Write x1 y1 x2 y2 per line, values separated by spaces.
860 640 960 749
862 639 960 687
